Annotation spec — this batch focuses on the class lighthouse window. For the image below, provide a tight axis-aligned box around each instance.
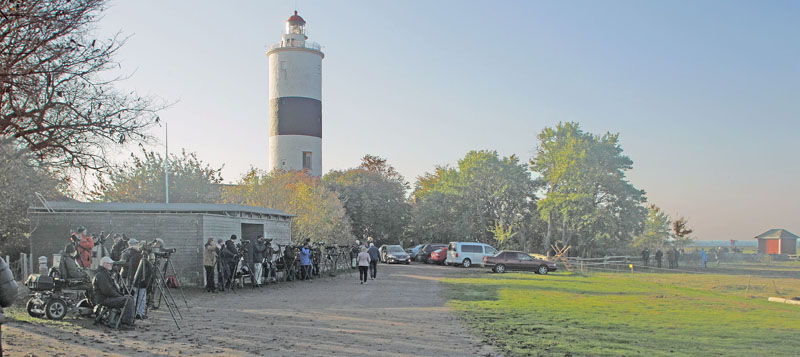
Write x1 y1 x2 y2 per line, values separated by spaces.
302 152 312 170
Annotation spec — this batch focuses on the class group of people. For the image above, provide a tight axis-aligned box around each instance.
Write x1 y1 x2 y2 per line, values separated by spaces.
355 238 381 284
202 234 317 293
59 226 171 330
640 247 683 269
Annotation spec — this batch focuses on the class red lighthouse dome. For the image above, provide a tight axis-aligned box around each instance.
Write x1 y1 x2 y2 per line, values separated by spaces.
287 11 305 24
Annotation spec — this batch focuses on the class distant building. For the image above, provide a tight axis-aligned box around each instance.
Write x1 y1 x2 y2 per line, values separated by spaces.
29 202 294 286
754 229 798 255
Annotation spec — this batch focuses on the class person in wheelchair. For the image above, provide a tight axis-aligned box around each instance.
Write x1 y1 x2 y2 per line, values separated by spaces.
59 244 91 290
92 257 135 330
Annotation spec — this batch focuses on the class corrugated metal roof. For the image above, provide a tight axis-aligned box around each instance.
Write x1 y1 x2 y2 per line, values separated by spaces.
754 229 799 240
30 201 296 217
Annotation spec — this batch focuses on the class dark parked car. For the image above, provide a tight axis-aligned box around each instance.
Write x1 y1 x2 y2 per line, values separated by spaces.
483 250 557 274
379 245 411 264
407 244 424 260
418 244 447 264
429 247 448 265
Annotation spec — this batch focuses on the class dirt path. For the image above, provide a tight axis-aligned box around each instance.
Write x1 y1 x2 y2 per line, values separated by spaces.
4 263 496 356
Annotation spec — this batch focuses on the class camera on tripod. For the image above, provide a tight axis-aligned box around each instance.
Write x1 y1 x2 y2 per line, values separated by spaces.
154 248 176 258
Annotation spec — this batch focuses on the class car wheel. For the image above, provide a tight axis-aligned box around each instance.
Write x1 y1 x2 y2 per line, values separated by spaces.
405 261 410 265
462 258 471 268
45 298 68 320
26 298 43 318
537 265 549 275
496 264 506 273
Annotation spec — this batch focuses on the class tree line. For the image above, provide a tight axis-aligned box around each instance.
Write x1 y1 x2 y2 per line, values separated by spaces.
0 0 692 259
83 123 693 257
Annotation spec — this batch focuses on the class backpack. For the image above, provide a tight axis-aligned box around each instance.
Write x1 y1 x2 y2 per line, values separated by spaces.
166 275 179 288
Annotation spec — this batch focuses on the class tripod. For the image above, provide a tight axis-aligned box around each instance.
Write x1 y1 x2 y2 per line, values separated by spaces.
149 259 181 329
154 254 190 310
127 255 178 330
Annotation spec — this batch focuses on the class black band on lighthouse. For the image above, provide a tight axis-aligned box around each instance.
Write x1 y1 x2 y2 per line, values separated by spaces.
269 97 322 138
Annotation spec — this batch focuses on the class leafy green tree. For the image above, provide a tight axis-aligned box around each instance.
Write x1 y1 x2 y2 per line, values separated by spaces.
222 169 352 245
412 150 538 249
530 122 646 256
634 204 671 249
92 148 223 203
323 155 411 246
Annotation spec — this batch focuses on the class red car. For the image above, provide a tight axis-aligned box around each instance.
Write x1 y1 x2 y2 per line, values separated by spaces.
483 250 557 274
430 247 448 265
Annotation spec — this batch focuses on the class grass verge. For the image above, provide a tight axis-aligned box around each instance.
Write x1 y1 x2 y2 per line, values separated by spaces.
443 271 800 356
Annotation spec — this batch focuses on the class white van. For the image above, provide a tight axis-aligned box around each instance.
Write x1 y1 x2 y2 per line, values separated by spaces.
446 242 497 268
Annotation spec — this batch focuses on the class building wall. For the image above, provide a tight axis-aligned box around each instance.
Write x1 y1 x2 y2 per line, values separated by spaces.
29 212 204 284
780 239 797 255
268 49 322 100
202 215 242 245
267 135 322 176
264 218 292 249
29 212 292 286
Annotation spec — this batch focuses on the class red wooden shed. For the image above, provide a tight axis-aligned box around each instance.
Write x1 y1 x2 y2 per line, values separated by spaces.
755 229 798 255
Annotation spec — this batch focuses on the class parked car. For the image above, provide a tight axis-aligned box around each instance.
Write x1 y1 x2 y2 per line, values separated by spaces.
418 244 447 264
484 250 557 274
446 242 497 268
407 244 424 260
429 247 448 265
379 245 410 264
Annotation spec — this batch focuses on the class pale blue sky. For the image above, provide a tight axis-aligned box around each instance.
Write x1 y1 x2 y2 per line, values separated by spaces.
96 0 799 241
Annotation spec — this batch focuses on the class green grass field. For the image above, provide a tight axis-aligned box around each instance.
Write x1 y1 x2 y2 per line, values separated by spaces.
443 271 800 356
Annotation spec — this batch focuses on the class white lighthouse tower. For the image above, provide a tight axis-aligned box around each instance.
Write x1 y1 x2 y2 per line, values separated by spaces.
267 11 324 176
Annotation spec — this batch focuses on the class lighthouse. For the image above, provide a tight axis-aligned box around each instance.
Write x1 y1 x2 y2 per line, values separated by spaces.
267 11 324 176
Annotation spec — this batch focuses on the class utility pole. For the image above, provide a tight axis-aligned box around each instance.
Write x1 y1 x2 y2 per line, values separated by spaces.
165 123 169 204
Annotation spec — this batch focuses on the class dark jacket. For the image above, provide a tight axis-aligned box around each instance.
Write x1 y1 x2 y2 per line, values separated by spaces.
92 267 122 306
121 247 149 288
0 257 19 323
222 240 238 264
110 239 129 261
59 252 89 280
368 246 380 262
253 241 267 263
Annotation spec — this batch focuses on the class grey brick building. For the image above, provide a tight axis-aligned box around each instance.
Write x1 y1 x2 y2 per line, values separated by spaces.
29 202 294 286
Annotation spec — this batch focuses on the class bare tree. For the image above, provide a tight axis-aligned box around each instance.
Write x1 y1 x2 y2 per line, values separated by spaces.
1 0 162 174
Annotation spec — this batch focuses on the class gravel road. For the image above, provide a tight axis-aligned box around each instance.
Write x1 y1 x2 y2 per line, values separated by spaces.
4 262 496 356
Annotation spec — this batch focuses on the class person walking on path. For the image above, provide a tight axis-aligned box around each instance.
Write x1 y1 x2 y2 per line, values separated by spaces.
203 238 217 292
700 248 708 269
357 247 370 284
655 249 663 268
367 243 380 280
674 248 681 268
